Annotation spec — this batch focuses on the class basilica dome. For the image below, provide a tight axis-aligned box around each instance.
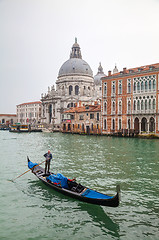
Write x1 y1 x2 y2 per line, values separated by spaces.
58 39 93 78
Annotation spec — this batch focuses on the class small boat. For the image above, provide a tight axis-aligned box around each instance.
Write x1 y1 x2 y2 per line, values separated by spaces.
10 124 29 132
28 158 120 207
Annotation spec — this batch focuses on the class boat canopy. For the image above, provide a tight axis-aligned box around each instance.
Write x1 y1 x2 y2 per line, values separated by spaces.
28 161 38 169
81 189 113 199
47 173 68 189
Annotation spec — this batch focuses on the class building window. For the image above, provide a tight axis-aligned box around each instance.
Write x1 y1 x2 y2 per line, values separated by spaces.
118 80 122 94
104 83 107 95
128 83 131 93
97 113 99 121
141 100 144 110
118 101 122 113
145 81 148 92
112 101 115 112
153 80 156 90
112 81 116 95
137 82 140 93
137 100 140 110
128 100 131 112
75 85 79 95
104 119 107 130
145 99 147 110
90 113 94 119
149 99 151 110
2 119 5 124
112 119 115 130
153 99 156 109
141 81 144 91
78 124 80 129
82 124 84 131
134 100 136 111
128 119 131 129
97 124 99 129
119 119 122 130
91 124 93 131
69 85 73 95
79 115 84 120
104 102 107 113
149 80 152 91
134 82 136 93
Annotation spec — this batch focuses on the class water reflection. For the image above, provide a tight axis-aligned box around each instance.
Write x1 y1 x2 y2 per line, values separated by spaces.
26 179 120 238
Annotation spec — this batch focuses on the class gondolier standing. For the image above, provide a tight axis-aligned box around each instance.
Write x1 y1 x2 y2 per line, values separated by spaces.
44 150 52 174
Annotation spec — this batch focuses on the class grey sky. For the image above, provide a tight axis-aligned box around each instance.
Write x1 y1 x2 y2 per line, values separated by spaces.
0 0 159 113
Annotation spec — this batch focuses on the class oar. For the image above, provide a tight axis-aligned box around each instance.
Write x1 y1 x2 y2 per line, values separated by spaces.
8 159 46 182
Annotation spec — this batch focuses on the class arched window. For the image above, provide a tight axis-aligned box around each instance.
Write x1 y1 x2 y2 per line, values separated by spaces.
134 100 136 111
119 81 122 94
112 119 115 130
141 100 144 110
112 84 115 94
75 85 79 95
69 85 73 95
137 82 140 92
128 101 131 111
128 119 131 129
145 99 147 110
134 82 136 92
153 80 156 90
128 82 131 93
145 81 148 92
137 100 140 110
104 119 107 130
113 101 115 112
141 81 144 91
149 80 151 91
104 83 107 95
119 119 121 130
119 101 122 113
153 99 156 110
104 102 107 112
149 99 151 110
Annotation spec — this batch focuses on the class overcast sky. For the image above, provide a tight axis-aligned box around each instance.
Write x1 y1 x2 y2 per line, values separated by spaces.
0 0 159 113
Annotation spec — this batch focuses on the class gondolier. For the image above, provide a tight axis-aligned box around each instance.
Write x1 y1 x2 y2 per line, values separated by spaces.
44 150 52 174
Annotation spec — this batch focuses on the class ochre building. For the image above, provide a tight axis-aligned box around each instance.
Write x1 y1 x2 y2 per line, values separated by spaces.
61 102 101 135
102 63 159 135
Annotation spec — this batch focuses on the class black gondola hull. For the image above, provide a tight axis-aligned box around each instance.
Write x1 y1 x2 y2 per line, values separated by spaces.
28 159 120 207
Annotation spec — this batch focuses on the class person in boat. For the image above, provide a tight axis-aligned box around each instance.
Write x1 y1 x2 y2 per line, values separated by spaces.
44 150 52 174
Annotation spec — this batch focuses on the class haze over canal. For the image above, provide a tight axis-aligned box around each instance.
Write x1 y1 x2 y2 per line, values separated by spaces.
0 131 159 239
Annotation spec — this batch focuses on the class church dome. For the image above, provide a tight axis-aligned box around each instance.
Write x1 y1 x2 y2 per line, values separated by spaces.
94 62 106 85
58 39 93 78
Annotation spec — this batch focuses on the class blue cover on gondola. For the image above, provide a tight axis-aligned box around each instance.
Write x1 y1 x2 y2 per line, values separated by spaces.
28 161 38 169
81 189 113 199
46 173 68 189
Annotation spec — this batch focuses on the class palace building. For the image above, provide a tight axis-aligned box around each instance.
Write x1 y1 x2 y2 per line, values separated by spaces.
40 39 105 130
102 63 159 135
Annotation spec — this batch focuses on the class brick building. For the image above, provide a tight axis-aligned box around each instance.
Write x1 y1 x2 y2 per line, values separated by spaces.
61 102 101 135
102 63 159 135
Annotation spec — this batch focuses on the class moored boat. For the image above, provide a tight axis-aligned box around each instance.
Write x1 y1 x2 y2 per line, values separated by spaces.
28 157 120 207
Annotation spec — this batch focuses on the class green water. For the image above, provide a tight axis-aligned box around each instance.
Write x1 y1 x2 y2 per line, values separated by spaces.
0 131 159 240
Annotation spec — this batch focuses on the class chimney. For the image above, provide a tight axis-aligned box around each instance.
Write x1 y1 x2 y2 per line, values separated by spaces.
123 67 127 74
108 70 111 76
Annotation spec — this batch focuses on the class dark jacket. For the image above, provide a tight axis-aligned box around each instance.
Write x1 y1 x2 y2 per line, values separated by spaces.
44 153 52 161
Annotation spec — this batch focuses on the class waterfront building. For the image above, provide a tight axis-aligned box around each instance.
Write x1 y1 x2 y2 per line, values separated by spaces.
41 39 105 130
102 63 159 135
61 101 101 135
16 101 41 125
0 114 17 126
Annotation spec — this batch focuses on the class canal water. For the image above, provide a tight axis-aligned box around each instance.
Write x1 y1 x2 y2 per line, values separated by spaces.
0 131 159 240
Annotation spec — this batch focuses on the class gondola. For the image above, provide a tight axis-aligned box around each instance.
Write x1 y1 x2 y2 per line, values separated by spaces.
28 157 120 207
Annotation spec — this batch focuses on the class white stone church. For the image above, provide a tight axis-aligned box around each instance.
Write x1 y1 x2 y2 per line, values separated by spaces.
40 39 106 129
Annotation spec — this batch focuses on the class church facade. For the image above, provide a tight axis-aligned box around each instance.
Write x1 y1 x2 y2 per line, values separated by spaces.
40 39 105 129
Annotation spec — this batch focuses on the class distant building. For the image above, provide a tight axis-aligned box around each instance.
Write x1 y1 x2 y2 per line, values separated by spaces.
102 63 159 135
61 101 101 135
0 114 17 126
41 39 105 130
16 101 41 125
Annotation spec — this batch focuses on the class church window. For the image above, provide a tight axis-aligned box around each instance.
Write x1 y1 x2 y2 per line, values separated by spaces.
69 85 73 95
75 85 79 95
